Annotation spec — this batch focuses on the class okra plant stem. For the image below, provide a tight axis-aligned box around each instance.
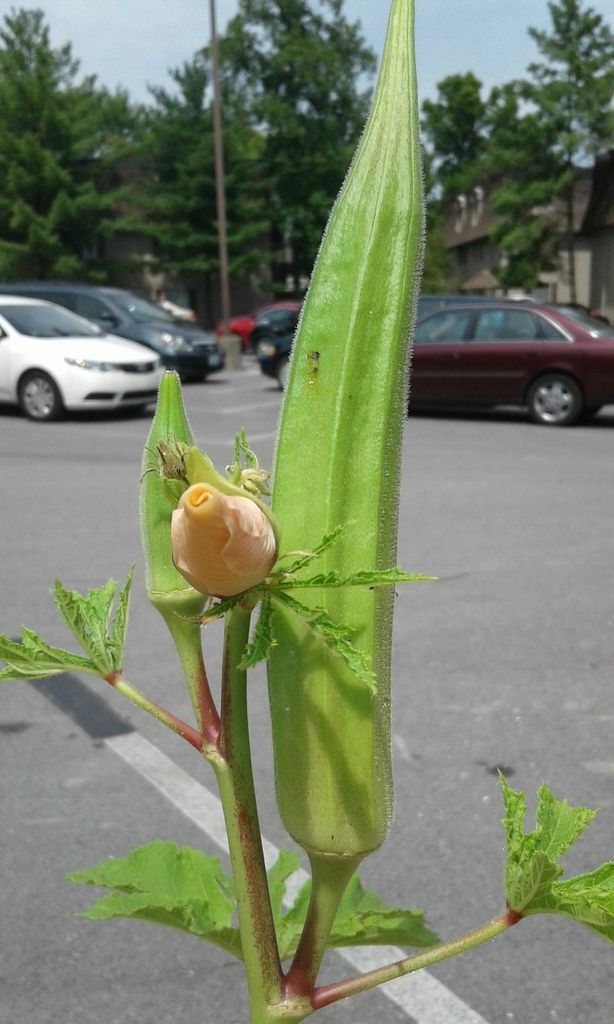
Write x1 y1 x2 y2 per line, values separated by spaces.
286 852 362 996
164 611 220 743
105 674 205 751
216 607 285 1015
312 912 518 1010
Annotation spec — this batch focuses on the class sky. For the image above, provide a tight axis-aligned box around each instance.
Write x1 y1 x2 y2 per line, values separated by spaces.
2 0 614 106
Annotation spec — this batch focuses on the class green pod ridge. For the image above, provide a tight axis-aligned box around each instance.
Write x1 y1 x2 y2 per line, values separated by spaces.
139 372 206 621
268 0 422 858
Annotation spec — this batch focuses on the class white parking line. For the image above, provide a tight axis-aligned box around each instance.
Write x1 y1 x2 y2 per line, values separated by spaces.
106 732 492 1024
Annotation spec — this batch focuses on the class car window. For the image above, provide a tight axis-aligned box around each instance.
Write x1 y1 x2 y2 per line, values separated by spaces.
258 308 296 324
15 290 77 311
104 290 174 323
0 304 101 337
554 307 612 336
537 315 568 340
474 309 542 341
74 294 115 320
414 310 472 343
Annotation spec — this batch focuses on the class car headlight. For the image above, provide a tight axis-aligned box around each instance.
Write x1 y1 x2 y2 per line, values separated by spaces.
257 341 277 358
158 332 193 352
65 358 115 372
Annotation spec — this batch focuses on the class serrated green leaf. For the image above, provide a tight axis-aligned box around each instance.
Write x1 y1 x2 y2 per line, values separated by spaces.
277 567 432 590
271 867 438 960
239 596 276 669
266 850 301 921
500 778 614 942
277 523 352 575
53 570 134 675
232 426 259 471
272 591 376 692
275 881 312 960
0 628 96 680
67 840 242 957
196 593 248 624
107 565 135 668
54 578 117 672
75 890 242 957
526 863 614 943
501 777 598 912
326 875 439 950
533 783 597 861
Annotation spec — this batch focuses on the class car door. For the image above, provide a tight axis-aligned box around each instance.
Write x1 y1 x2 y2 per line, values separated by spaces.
410 309 473 403
0 316 12 398
459 307 547 404
72 293 125 336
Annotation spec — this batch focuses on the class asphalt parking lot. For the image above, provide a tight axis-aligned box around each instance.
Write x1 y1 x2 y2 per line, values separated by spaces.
2 362 613 1024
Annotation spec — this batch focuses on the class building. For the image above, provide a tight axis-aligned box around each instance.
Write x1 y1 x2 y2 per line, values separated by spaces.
441 151 614 321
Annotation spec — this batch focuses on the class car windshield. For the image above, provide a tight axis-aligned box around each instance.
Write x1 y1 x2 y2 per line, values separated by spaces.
555 306 613 336
0 304 101 338
104 290 175 323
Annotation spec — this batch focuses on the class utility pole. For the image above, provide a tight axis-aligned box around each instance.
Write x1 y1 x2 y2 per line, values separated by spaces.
209 0 231 334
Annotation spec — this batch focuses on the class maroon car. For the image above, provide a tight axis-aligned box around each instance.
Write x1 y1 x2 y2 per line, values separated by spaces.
410 303 614 425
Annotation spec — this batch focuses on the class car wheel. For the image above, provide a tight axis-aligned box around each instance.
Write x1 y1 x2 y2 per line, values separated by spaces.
276 356 290 390
18 371 64 422
526 373 583 426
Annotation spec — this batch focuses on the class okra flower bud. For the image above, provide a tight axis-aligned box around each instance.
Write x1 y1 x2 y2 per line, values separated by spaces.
268 0 422 859
171 483 277 598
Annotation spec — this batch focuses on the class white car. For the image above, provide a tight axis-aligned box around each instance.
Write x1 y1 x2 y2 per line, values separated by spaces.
0 296 163 421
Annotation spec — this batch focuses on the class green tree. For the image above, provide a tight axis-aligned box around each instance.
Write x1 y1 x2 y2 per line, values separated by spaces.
0 7 136 281
484 83 562 289
419 149 455 292
495 0 614 296
421 72 487 201
218 0 376 288
419 73 487 293
128 53 269 301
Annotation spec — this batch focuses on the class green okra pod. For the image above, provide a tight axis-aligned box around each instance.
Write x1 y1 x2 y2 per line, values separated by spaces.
268 0 422 859
140 372 209 728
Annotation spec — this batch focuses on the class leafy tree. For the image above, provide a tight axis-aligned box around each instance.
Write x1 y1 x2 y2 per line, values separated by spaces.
218 0 376 288
127 53 269 301
494 0 614 296
421 72 487 201
419 149 455 292
420 216 456 293
0 7 137 281
419 74 487 292
484 83 563 289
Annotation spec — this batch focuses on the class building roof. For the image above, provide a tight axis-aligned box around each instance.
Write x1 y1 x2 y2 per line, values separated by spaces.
442 154 614 252
458 269 500 291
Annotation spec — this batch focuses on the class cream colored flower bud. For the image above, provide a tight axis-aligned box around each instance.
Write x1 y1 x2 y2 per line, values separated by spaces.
171 483 277 598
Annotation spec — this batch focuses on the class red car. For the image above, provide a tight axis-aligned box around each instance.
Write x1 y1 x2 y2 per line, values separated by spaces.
216 301 301 350
410 303 614 425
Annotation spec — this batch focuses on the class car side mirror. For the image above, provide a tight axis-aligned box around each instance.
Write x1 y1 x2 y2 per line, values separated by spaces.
99 312 121 328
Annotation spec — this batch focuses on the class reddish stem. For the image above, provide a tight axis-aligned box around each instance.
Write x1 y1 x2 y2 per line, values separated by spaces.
104 672 206 751
194 656 221 745
312 912 514 1011
505 905 524 926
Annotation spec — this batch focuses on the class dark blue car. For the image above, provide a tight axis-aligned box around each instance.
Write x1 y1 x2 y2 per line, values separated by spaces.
0 282 224 380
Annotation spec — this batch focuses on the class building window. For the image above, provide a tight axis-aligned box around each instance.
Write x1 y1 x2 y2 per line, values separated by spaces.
470 186 484 226
454 194 467 233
